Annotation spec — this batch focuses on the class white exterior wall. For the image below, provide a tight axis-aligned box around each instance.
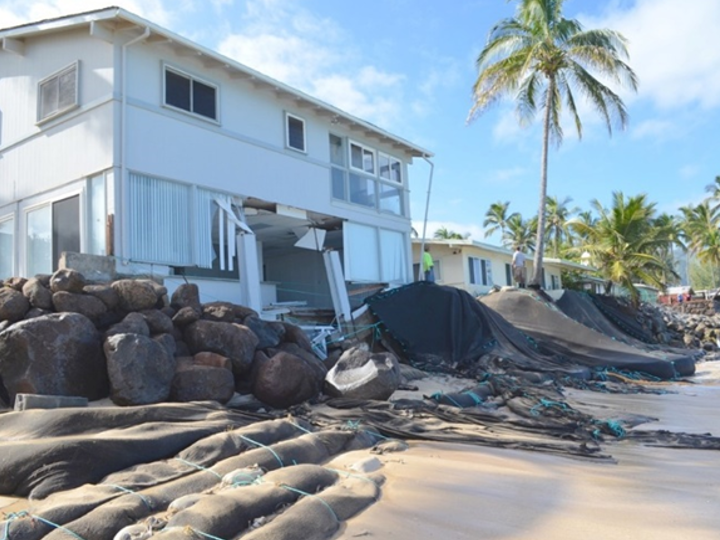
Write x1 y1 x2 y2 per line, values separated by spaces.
121 40 412 228
0 29 115 204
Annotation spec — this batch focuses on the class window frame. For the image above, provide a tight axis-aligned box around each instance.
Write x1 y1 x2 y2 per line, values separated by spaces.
162 64 220 123
285 112 306 153
378 152 403 184
349 140 376 175
0 214 15 279
469 256 492 286
37 61 80 124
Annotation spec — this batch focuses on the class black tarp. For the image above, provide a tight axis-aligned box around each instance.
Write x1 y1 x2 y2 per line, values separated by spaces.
366 283 694 381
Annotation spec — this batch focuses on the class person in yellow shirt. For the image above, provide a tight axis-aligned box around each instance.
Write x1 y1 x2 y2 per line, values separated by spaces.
423 246 435 282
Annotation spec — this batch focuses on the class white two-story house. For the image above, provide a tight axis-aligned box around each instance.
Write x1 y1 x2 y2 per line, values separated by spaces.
0 7 431 318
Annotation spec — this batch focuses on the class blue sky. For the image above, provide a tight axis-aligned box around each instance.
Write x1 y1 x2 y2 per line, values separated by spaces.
3 0 719 244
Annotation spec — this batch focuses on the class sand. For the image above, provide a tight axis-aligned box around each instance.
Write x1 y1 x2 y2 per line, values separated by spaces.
334 361 720 540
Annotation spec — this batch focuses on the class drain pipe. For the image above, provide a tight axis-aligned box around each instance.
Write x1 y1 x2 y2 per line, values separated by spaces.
417 154 434 281
119 25 150 262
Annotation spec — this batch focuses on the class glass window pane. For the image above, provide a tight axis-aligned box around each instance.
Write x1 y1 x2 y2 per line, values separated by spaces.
166 70 191 111
329 135 344 166
0 218 14 279
52 196 80 271
27 206 52 277
379 154 391 179
349 173 376 208
390 159 402 183
344 222 380 282
58 66 77 110
287 116 305 151
331 168 346 200
88 175 106 255
40 79 58 119
362 148 375 174
193 79 216 119
350 144 363 169
378 183 402 215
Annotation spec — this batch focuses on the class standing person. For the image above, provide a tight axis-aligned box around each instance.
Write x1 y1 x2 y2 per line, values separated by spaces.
512 246 526 288
423 246 435 283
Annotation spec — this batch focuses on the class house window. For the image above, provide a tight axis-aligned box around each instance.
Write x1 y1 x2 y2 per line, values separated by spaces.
331 136 405 216
0 216 14 279
469 257 493 286
505 263 512 286
379 153 402 183
38 61 79 122
551 274 561 290
164 66 218 120
286 113 306 152
25 196 80 276
350 141 375 174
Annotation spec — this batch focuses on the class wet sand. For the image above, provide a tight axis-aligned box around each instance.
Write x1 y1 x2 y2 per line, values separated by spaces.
335 362 720 540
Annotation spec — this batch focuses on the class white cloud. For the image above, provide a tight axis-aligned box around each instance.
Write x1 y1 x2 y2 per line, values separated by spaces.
584 0 720 111
679 165 699 180
630 118 675 140
0 0 176 28
215 1 414 129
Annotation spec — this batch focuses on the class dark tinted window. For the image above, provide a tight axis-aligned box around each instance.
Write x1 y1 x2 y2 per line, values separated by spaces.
193 80 216 119
165 70 191 111
287 115 305 151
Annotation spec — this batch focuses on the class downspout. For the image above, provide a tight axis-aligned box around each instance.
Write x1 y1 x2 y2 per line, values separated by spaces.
119 25 150 262
417 155 434 281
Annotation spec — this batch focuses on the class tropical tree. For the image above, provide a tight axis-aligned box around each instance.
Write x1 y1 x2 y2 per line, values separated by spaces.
433 226 468 240
544 195 577 257
678 200 720 286
483 200 519 240
571 192 675 304
502 214 537 251
468 0 637 288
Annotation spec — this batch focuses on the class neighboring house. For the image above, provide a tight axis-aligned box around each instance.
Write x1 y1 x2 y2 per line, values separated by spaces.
412 239 591 296
0 7 431 318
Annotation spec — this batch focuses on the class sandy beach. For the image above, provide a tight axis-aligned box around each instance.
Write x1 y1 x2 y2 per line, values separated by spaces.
334 361 720 540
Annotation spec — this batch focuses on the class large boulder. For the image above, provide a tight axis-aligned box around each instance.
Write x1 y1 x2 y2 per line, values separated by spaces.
184 320 258 376
0 287 30 323
324 345 401 401
105 312 150 339
252 350 323 408
0 313 108 402
104 333 176 406
83 284 120 311
171 363 235 404
111 280 159 312
280 322 315 353
49 269 86 293
22 278 53 310
52 291 108 321
171 283 202 312
243 315 285 349
141 309 175 335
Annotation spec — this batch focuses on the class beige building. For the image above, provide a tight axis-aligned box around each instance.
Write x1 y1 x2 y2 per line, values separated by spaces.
412 239 590 296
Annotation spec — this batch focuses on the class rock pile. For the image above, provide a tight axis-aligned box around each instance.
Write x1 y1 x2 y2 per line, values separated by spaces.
639 300 720 353
0 270 338 409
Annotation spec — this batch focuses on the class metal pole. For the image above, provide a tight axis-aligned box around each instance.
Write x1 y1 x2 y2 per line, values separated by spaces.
417 155 434 281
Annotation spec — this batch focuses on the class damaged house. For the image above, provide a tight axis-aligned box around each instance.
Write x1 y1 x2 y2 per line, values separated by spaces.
0 7 431 321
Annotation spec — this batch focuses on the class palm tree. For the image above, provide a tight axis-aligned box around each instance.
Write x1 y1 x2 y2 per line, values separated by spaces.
434 226 467 240
468 0 637 288
545 195 577 257
572 192 675 304
502 214 537 252
679 201 720 287
483 201 519 240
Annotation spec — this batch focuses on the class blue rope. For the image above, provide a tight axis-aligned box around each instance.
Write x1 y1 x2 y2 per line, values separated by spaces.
429 392 463 408
325 467 379 486
239 435 284 468
5 513 88 540
463 391 483 406
530 398 569 416
278 484 338 522
106 484 153 510
186 527 227 540
174 458 222 479
289 421 314 435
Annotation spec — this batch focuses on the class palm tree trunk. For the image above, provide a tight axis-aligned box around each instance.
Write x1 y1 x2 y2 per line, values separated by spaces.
531 79 553 287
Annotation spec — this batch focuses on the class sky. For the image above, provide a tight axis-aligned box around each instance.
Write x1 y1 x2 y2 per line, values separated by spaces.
2 0 719 245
